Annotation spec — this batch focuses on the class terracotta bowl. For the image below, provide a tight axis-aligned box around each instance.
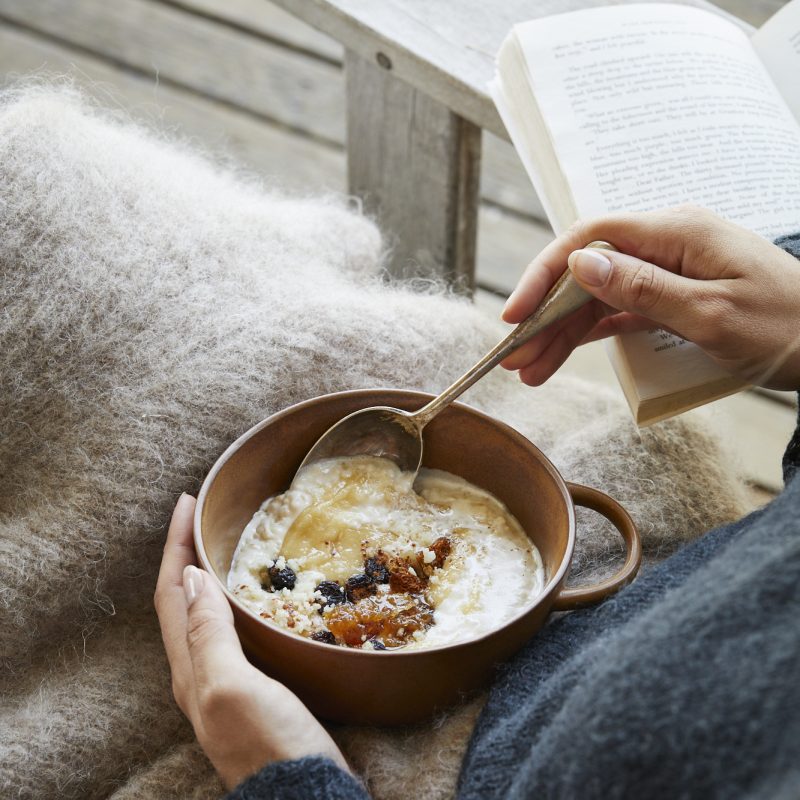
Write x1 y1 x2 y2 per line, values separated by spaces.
195 389 640 726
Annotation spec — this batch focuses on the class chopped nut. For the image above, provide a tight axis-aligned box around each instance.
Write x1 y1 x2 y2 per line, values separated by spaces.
416 536 451 578
429 536 451 567
388 563 425 594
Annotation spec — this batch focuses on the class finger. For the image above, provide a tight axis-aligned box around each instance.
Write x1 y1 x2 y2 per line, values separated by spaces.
502 235 570 324
501 217 646 324
579 312 675 345
517 307 605 385
183 564 247 693
501 317 566 371
157 494 198 594
155 494 198 706
502 300 608 372
502 207 720 325
567 248 703 335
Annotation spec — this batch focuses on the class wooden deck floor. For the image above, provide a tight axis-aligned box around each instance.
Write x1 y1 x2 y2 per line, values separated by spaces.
0 0 794 501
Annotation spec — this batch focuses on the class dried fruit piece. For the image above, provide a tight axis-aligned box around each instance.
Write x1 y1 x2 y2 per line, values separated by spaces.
326 592 434 648
365 554 390 583
315 580 347 609
345 573 377 602
310 630 337 645
259 563 297 591
269 565 297 591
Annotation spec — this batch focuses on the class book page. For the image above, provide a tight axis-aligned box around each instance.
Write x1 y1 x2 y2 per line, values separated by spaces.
515 3 800 240
607 328 738 400
752 0 800 123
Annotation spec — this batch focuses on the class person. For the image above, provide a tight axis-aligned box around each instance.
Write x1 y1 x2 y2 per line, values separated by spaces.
154 207 800 799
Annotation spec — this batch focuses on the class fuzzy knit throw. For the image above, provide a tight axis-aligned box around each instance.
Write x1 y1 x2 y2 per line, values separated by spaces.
0 86 750 800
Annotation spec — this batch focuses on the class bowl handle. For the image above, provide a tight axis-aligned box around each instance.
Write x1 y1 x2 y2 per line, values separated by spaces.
552 483 642 611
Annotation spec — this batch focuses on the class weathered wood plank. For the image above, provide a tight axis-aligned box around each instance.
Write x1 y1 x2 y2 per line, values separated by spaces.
10 0 771 227
167 0 344 61
482 133 546 221
0 0 549 222
220 0 792 70
0 0 345 144
709 0 787 26
174 1 548 219
149 2 786 224
476 204 553 293
170 0 786 62
0 24 344 194
346 50 481 289
268 0 753 140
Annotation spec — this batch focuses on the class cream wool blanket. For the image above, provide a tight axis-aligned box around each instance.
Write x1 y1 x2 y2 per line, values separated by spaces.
0 87 749 800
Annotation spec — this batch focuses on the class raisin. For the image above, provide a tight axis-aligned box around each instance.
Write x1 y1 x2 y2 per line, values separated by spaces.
311 630 337 645
365 555 390 583
315 580 346 609
266 565 296 591
345 573 377 602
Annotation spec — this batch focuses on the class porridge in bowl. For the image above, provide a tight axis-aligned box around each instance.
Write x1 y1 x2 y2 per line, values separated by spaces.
228 456 545 650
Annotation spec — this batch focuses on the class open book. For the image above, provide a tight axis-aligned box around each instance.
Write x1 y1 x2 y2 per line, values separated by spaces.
490 0 800 425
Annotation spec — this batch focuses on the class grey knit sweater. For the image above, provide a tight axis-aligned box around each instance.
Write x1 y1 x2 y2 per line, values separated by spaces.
226 235 800 800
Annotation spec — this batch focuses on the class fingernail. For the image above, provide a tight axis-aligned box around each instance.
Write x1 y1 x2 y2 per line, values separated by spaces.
183 565 204 607
568 249 611 286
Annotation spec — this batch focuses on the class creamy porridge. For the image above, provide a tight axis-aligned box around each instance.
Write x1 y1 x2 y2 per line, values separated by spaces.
228 456 545 650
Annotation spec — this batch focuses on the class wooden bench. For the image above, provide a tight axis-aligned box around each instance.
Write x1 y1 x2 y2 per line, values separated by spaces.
270 0 749 291
0 0 792 496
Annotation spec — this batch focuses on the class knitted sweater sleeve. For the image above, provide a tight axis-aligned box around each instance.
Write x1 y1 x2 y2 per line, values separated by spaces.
224 756 371 800
774 233 800 482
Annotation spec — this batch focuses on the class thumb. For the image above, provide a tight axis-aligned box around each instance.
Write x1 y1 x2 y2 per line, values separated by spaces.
183 564 246 687
568 247 697 330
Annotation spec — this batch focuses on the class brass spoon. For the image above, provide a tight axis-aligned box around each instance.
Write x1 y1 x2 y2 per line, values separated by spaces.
297 241 616 477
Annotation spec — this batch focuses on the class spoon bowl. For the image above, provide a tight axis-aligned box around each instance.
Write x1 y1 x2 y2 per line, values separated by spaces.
297 405 422 473
299 242 617 477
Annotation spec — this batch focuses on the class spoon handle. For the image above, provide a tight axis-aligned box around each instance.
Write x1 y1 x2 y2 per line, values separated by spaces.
412 241 617 428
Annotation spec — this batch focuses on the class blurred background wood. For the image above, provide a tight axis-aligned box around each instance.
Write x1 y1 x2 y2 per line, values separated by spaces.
345 50 481 288
0 0 793 503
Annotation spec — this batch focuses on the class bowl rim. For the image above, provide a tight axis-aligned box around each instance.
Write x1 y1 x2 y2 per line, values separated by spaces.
194 388 577 658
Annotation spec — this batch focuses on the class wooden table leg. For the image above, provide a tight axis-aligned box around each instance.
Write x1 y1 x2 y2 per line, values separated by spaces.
345 50 481 294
